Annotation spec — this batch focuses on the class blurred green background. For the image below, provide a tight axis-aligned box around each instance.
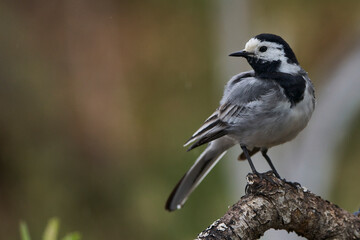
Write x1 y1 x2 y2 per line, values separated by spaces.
0 0 360 239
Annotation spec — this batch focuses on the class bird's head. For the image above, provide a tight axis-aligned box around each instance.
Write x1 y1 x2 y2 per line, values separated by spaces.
230 33 301 75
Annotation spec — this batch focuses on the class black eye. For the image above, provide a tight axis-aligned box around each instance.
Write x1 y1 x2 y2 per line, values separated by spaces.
259 46 267 52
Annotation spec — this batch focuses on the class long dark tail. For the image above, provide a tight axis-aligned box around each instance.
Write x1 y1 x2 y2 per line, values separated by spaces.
165 146 227 211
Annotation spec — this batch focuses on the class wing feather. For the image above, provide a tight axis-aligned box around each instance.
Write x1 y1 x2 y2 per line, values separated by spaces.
185 73 288 151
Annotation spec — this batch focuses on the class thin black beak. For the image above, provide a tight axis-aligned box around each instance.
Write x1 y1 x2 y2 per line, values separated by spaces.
229 50 252 58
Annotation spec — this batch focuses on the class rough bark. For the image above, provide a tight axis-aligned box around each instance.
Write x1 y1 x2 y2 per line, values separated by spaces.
196 171 360 240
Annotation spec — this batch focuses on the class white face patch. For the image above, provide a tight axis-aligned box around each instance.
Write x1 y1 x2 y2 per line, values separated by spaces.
244 38 261 52
245 38 284 61
243 37 301 74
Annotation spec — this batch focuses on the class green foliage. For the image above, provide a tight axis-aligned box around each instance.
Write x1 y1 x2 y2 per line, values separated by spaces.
20 221 31 240
20 218 81 240
42 218 59 240
61 233 81 240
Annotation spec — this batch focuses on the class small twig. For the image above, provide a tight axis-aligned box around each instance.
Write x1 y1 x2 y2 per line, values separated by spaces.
196 171 360 240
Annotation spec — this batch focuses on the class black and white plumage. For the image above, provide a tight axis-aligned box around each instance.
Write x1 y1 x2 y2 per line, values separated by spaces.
165 33 315 211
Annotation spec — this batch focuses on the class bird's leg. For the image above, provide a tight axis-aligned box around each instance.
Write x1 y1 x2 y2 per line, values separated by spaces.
240 145 259 175
260 149 300 187
242 146 281 186
261 148 281 178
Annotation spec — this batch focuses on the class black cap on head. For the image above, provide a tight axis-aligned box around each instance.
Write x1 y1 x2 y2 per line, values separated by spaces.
255 33 299 64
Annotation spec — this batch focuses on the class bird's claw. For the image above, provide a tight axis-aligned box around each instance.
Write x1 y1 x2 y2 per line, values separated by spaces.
253 171 280 185
282 179 301 188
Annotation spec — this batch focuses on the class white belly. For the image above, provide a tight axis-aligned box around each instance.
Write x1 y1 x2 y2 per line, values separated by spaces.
231 84 315 148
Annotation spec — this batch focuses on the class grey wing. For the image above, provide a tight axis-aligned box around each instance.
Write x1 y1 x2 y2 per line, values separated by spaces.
220 72 290 121
184 72 255 150
184 74 288 151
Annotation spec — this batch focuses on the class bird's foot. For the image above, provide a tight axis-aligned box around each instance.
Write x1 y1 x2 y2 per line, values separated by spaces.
253 170 280 185
246 171 280 194
282 178 301 189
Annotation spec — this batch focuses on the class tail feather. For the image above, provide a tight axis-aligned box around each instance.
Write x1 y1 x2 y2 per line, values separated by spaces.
186 129 227 151
183 114 220 147
165 147 227 211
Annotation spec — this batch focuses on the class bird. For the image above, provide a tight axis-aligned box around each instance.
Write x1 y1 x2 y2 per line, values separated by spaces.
165 33 315 211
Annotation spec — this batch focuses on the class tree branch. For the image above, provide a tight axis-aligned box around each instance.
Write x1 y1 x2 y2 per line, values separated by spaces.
196 171 360 240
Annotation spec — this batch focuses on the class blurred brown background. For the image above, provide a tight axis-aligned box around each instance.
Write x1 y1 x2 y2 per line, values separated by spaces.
0 0 360 239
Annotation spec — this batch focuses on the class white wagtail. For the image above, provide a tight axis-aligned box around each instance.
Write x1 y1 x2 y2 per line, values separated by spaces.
165 33 315 211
